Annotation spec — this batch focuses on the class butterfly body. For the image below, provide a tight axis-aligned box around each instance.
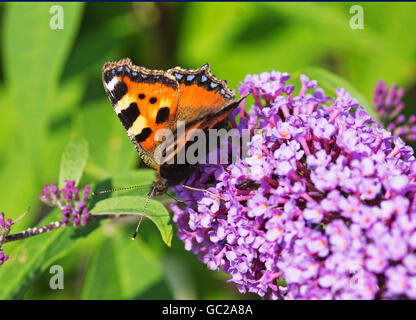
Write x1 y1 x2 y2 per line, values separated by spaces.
102 58 242 196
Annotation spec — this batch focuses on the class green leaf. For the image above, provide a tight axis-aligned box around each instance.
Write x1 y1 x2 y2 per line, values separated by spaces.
299 67 379 121
0 210 98 299
90 196 173 247
3 2 84 162
59 137 89 189
81 233 163 299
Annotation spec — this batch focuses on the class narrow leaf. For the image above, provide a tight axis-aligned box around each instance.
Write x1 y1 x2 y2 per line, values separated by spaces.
59 137 89 189
81 234 163 299
80 237 122 299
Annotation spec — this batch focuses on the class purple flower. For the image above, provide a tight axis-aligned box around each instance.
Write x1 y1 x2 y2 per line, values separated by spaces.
374 80 416 144
0 251 8 266
39 180 91 226
172 71 416 299
0 212 12 266
303 203 324 223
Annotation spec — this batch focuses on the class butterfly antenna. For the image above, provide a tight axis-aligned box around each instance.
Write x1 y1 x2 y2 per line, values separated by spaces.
92 184 152 196
131 187 155 240
181 185 226 201
165 192 195 205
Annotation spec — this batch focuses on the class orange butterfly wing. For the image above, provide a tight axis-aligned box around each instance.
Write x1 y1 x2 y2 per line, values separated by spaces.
102 58 180 168
168 63 236 123
160 64 239 163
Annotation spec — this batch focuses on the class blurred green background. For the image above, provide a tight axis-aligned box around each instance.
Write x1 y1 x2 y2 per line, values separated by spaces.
0 2 415 299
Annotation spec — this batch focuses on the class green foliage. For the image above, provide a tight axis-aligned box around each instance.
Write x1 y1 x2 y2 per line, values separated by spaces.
81 234 163 299
0 115 171 299
59 137 89 189
0 2 84 222
0 209 97 299
0 2 415 300
0 131 90 299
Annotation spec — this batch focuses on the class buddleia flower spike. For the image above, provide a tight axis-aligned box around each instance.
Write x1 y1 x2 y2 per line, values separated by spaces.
39 180 91 225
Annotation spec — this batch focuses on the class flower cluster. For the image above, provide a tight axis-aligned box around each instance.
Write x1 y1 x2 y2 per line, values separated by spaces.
373 80 416 144
0 251 8 265
40 180 91 225
172 71 416 299
0 212 12 266
0 213 12 232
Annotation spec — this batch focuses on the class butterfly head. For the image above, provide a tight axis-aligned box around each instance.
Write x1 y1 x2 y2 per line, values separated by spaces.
151 176 169 196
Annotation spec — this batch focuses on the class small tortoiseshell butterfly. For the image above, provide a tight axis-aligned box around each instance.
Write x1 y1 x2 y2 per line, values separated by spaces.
102 58 243 198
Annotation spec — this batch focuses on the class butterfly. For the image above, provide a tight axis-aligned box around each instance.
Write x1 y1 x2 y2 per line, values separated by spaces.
102 58 243 200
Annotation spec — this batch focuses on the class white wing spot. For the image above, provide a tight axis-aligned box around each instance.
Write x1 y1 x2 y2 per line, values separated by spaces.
105 77 119 92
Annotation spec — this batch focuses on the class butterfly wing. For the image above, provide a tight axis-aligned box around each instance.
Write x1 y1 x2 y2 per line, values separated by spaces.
168 63 236 122
102 58 180 169
162 64 239 164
